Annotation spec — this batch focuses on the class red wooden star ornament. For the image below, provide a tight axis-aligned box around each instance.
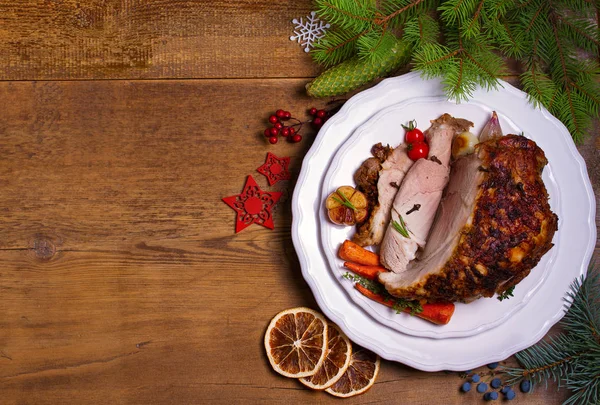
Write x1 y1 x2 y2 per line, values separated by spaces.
222 175 282 233
257 152 291 186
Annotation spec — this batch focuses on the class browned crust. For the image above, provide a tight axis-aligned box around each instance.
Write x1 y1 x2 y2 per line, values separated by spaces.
387 135 559 302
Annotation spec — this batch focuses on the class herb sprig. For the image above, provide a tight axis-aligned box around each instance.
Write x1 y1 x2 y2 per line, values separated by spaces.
343 272 423 315
497 286 515 301
332 190 357 211
392 214 410 238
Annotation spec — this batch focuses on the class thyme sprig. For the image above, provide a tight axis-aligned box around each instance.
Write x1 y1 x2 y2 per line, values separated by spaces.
343 272 423 315
497 286 515 301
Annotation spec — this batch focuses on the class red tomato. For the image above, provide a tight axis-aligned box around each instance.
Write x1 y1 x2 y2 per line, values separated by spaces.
405 128 424 143
407 141 429 161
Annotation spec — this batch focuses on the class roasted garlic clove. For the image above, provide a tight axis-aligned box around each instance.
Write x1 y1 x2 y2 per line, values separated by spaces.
326 186 368 226
452 131 479 159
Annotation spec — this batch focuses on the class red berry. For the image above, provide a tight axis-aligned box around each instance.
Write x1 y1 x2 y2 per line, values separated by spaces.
289 127 296 135
264 128 271 137
268 136 278 144
283 111 291 120
276 109 285 118
269 115 279 124
270 127 279 136
316 110 327 118
281 127 290 136
313 117 323 127
309 107 318 116
274 122 283 130
291 134 302 143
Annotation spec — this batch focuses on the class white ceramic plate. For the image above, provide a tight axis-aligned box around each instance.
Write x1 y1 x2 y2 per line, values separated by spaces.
292 72 596 371
320 96 559 339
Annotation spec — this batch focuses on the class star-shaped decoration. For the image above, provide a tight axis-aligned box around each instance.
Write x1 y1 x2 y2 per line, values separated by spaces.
257 152 291 186
222 175 282 233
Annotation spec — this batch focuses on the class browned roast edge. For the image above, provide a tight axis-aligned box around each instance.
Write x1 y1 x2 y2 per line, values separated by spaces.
385 135 559 303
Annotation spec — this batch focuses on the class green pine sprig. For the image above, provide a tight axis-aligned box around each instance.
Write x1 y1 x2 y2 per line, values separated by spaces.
308 0 600 142
500 268 600 405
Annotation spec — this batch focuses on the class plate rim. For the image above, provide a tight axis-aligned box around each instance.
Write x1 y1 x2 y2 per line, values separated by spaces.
291 72 596 371
318 95 561 339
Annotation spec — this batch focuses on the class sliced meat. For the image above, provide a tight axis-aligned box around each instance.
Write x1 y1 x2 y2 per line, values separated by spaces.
353 144 413 246
379 135 558 303
380 114 473 273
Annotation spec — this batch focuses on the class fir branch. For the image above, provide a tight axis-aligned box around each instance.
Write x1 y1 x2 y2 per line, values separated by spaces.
404 14 440 45
315 0 376 33
357 29 398 62
500 269 600 404
312 28 367 67
309 0 600 141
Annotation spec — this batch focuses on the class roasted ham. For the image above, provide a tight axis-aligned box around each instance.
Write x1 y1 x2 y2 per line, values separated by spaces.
353 144 413 246
380 114 473 273
379 135 558 302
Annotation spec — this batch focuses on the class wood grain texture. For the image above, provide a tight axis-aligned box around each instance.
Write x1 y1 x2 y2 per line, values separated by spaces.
0 79 593 404
0 0 321 80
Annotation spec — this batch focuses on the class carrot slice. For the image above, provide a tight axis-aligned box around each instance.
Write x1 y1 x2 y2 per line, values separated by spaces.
338 240 380 266
343 262 388 281
354 284 455 325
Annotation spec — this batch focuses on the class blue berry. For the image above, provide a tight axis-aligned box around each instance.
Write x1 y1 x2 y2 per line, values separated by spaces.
477 382 488 393
506 389 516 400
464 369 473 373
487 362 499 369
484 392 499 401
490 378 502 389
461 382 472 392
520 380 531 393
500 386 511 394
471 374 481 383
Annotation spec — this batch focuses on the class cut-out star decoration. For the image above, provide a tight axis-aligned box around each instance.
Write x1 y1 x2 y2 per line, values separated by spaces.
257 152 291 186
222 175 282 233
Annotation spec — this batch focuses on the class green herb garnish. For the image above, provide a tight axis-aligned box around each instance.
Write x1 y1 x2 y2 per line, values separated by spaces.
497 286 515 301
392 214 410 238
343 272 423 315
332 190 356 211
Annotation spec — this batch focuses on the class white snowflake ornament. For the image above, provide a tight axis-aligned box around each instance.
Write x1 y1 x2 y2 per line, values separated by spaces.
290 11 330 53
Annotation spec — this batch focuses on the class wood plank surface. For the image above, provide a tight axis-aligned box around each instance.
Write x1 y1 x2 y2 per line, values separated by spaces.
0 79 593 404
0 0 320 80
0 0 598 403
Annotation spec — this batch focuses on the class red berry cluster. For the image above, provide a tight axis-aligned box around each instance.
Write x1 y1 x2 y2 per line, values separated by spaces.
263 109 302 144
309 107 329 129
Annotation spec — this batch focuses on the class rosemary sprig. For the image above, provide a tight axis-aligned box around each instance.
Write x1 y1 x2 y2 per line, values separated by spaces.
332 190 357 211
497 286 515 301
343 272 423 315
392 214 410 238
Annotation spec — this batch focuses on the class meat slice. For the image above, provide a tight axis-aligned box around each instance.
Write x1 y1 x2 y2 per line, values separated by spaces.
380 114 473 273
353 144 413 246
379 135 558 303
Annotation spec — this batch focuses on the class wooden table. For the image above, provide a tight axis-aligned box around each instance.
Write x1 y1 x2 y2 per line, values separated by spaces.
0 1 597 404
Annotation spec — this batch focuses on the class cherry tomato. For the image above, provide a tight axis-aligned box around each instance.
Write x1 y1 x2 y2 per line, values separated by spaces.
407 141 429 161
402 119 425 144
405 128 424 143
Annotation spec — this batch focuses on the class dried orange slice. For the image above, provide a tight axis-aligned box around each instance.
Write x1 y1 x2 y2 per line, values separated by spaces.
264 307 328 378
299 323 352 390
325 346 380 398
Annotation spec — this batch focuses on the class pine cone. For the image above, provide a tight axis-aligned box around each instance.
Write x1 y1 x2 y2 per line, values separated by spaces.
306 42 412 98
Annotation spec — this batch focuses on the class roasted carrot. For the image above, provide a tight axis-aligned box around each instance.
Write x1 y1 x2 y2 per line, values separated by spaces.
343 261 388 280
354 284 455 325
338 240 380 266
